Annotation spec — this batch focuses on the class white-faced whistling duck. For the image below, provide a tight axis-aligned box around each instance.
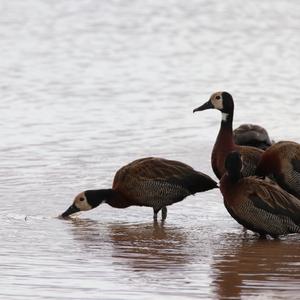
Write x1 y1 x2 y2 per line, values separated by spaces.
193 92 264 179
256 141 300 199
233 124 273 150
61 157 217 220
220 151 300 238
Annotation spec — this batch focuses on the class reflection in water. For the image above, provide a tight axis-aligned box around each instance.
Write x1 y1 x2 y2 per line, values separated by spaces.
66 218 189 271
109 221 188 271
212 233 300 299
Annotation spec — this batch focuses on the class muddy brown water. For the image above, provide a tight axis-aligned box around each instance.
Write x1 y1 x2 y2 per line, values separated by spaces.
1 0 300 299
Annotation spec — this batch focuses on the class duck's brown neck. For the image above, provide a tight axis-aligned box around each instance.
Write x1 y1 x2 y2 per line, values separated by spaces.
215 109 235 150
86 189 133 209
106 190 134 208
211 108 235 179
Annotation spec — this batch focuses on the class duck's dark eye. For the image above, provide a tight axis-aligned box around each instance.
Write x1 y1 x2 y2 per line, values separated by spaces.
216 95 221 100
79 197 84 201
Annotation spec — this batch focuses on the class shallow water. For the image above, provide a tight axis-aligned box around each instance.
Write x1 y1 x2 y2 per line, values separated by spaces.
1 0 300 299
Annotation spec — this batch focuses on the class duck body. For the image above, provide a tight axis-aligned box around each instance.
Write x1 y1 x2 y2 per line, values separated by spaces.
233 124 273 150
220 152 300 238
256 141 300 198
194 92 263 179
112 157 217 212
62 157 217 220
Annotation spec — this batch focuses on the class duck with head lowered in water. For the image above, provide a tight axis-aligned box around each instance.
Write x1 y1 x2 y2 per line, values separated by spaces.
193 91 264 179
61 157 217 220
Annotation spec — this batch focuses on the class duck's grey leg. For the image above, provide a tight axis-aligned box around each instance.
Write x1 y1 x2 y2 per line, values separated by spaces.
161 206 167 221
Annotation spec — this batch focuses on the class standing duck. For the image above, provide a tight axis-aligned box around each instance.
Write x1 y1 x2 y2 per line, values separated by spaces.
220 151 300 238
193 92 264 179
61 157 217 220
256 141 300 198
233 124 273 150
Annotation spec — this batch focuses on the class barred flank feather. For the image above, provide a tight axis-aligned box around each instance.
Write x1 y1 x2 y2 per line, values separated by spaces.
226 197 300 237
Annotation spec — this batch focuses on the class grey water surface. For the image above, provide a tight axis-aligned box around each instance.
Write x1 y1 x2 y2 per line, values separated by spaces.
1 0 300 299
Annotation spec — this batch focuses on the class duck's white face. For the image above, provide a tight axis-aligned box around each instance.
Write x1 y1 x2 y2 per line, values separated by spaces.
210 91 224 110
73 192 92 211
61 191 93 218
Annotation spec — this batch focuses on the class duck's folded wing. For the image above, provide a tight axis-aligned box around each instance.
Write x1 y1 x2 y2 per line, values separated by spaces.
115 157 215 182
248 181 300 225
140 158 216 191
113 157 217 202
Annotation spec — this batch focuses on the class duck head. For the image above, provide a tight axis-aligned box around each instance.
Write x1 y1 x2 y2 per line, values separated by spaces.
193 91 234 121
61 189 112 218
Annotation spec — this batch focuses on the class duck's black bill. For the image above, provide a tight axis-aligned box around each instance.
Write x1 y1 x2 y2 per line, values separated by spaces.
61 204 80 218
193 100 213 113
